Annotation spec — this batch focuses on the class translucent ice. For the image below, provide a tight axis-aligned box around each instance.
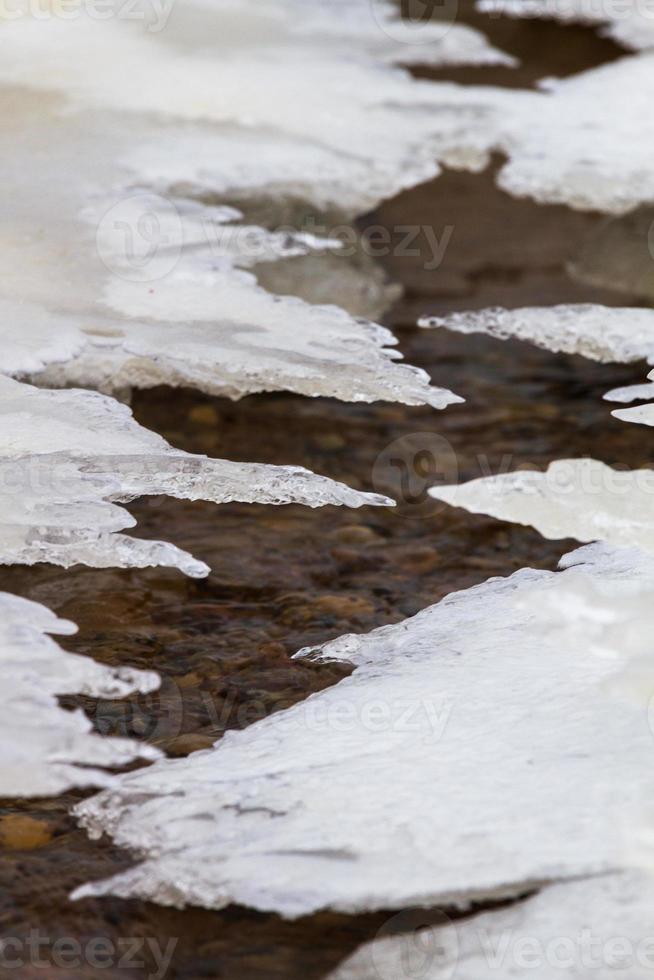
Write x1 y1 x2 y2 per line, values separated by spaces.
72 543 654 915
0 376 390 577
478 0 654 51
430 458 654 553
0 592 160 797
421 305 654 364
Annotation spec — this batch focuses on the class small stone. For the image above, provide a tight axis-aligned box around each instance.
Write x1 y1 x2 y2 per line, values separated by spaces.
396 547 440 574
312 595 375 618
177 672 203 689
331 524 382 545
163 734 216 757
0 815 52 850
312 433 346 451
188 404 220 426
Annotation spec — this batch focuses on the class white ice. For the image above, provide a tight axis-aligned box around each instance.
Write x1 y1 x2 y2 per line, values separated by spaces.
0 81 460 409
420 305 654 364
72 542 654 916
0 1 510 215
0 375 391 578
372 53 654 215
328 871 654 979
605 381 654 403
0 592 161 797
430 458 654 553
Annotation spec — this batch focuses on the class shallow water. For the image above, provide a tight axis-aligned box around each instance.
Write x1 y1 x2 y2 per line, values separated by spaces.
0 10 651 979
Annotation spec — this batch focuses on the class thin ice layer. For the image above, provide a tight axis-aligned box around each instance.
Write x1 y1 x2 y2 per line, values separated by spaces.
478 0 654 51
605 381 654 403
328 871 654 979
420 305 654 364
0 88 460 410
430 458 654 552
605 366 654 407
0 592 160 797
0 375 390 577
429 458 654 551
612 403 654 425
73 542 653 915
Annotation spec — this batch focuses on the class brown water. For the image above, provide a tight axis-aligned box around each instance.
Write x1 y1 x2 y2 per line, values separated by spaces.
0 10 651 979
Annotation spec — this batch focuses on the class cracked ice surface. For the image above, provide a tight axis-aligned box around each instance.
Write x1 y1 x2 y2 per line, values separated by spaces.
478 0 654 52
0 592 160 797
73 542 654 915
328 871 654 979
430 458 654 553
0 375 390 577
420 305 654 364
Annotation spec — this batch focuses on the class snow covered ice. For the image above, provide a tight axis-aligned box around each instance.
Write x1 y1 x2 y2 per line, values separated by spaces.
73 543 654 915
0 592 160 797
